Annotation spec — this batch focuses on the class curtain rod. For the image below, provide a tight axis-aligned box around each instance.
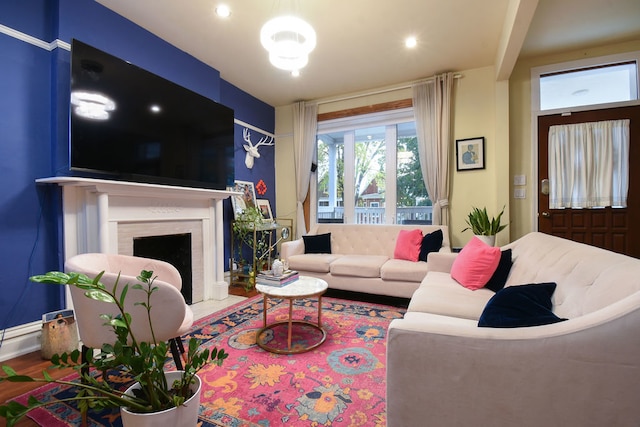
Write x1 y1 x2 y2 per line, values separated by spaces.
314 73 461 106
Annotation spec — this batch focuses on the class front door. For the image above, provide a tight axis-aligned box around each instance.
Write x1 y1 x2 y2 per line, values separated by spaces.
537 105 640 258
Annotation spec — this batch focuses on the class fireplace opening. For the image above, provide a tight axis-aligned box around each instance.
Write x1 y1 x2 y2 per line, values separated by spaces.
133 233 193 304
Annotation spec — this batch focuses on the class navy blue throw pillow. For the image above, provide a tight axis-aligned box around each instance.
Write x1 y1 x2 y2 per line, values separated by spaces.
478 282 567 328
303 233 332 254
484 249 513 292
418 229 443 262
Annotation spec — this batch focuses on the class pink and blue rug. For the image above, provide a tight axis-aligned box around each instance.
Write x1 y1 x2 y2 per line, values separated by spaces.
15 296 405 426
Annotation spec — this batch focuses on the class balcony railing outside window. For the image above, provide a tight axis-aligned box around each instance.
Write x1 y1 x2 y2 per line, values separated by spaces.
318 206 432 224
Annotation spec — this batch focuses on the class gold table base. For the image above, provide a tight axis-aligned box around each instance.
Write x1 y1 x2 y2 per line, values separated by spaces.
256 294 327 354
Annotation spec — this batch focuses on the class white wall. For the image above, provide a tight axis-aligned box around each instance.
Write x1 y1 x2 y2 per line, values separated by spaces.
275 65 511 248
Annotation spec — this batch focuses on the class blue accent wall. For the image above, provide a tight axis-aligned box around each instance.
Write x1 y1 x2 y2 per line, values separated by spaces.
220 81 276 270
0 0 275 331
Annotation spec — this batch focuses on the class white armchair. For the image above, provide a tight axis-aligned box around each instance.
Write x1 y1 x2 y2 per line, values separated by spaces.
64 253 194 370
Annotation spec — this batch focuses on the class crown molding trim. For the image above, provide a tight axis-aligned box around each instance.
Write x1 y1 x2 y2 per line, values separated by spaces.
0 23 69 51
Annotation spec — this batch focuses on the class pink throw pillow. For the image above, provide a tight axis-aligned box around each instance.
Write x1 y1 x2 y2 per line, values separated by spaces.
393 229 424 262
451 236 501 290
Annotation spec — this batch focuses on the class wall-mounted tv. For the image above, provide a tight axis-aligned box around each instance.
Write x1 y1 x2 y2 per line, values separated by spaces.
70 39 234 190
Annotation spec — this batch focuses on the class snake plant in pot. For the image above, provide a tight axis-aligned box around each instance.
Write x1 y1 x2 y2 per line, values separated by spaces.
0 269 228 427
462 206 507 246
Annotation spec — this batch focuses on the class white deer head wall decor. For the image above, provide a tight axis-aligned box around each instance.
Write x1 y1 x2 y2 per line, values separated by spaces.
243 128 274 169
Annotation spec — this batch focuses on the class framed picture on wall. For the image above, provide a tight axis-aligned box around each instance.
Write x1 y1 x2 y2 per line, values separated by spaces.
256 199 273 221
456 137 485 171
230 180 256 217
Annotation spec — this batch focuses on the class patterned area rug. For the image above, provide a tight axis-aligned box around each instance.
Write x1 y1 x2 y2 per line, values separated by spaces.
16 296 405 426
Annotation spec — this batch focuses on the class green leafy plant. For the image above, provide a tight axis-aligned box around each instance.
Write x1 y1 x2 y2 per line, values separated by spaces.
232 206 265 264
232 206 273 290
0 270 228 427
462 206 507 236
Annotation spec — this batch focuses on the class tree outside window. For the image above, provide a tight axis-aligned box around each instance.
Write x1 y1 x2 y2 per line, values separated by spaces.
316 113 431 224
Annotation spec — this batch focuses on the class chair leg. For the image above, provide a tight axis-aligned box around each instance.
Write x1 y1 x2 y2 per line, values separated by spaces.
80 345 91 427
169 338 185 370
80 344 90 378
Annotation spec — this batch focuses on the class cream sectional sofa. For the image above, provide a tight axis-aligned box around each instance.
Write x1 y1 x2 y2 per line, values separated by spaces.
387 232 640 427
280 223 450 298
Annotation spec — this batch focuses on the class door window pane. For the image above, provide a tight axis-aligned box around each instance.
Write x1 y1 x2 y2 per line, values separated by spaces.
540 62 638 111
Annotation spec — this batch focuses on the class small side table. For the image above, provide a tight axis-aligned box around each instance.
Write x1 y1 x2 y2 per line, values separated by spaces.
255 276 328 354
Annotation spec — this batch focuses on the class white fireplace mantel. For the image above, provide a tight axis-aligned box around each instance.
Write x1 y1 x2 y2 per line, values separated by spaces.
37 177 237 301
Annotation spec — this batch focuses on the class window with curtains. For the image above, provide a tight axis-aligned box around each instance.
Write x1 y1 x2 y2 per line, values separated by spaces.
548 119 630 209
315 108 431 224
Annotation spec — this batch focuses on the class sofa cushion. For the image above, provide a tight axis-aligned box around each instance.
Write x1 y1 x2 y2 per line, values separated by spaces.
287 253 342 273
409 272 495 320
303 233 332 254
478 282 568 328
484 249 513 292
381 259 430 282
418 229 443 262
394 229 423 261
330 255 389 278
451 236 501 290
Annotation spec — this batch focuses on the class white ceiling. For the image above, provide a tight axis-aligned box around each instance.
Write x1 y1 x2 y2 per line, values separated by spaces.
96 0 640 107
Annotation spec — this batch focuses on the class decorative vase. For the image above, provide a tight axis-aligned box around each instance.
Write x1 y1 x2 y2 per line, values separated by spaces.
272 259 284 276
475 235 496 247
120 371 202 427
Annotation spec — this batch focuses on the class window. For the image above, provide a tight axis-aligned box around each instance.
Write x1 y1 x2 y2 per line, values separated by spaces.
532 52 640 112
316 109 431 224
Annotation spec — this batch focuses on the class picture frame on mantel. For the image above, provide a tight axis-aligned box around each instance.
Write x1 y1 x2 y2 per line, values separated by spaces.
456 137 485 171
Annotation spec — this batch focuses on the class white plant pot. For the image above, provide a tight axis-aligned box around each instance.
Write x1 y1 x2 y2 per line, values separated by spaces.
475 235 496 247
120 371 201 427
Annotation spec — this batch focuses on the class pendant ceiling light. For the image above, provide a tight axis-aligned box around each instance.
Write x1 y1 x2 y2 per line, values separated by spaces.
260 15 316 74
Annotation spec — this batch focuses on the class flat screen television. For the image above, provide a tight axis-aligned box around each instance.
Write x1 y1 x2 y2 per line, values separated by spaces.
69 39 234 190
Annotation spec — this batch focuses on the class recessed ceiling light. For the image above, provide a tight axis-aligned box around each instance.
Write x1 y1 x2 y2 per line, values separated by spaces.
215 4 231 18
291 70 300 77
405 36 417 48
150 104 161 113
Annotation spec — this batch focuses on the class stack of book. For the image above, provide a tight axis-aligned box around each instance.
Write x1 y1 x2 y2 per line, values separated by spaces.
256 270 299 287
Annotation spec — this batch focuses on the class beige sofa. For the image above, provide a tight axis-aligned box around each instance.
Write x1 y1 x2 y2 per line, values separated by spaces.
387 232 640 427
280 223 450 298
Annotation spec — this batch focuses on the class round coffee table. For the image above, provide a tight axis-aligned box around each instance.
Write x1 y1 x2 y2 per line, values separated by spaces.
255 276 328 354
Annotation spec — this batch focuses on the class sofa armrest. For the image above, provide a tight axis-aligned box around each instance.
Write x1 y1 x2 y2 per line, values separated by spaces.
387 303 640 427
281 238 304 260
425 252 457 272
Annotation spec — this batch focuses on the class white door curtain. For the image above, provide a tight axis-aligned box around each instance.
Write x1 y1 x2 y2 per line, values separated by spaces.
548 119 630 209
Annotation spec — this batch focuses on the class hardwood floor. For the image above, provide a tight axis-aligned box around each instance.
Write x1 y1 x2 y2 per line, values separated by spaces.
0 294 246 427
0 350 73 427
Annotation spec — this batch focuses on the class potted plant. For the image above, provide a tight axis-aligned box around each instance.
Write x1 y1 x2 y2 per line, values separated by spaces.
231 206 273 291
0 269 228 427
462 205 507 246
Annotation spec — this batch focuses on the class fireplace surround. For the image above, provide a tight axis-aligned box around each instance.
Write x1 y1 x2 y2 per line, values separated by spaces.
37 177 234 303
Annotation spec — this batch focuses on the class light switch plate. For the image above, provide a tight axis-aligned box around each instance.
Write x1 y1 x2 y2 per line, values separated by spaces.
514 175 526 186
514 188 526 199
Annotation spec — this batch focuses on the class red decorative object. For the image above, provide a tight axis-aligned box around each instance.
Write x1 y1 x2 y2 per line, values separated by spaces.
256 179 267 196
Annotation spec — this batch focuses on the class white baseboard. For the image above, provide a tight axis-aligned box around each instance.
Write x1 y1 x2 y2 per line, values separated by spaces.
0 321 42 362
